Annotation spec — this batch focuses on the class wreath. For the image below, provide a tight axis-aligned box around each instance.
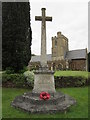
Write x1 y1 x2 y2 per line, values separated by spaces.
40 92 50 100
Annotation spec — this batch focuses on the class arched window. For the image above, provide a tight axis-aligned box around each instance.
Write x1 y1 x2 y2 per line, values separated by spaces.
58 64 63 70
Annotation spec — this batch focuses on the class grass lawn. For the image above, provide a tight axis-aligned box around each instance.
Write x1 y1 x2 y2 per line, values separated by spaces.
54 70 88 78
2 87 88 118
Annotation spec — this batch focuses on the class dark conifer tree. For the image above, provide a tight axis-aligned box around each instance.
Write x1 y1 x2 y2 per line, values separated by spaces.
2 2 32 72
88 52 90 72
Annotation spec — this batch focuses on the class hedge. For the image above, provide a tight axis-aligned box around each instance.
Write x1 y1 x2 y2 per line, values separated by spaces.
2 73 30 88
2 73 90 88
54 76 89 88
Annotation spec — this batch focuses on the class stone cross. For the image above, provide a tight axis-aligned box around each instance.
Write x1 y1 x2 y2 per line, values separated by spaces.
35 8 52 68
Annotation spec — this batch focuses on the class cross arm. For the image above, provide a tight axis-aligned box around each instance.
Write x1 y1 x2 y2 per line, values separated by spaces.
46 17 52 21
35 16 42 21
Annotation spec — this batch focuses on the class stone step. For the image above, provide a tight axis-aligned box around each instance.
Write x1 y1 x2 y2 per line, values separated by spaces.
11 92 76 114
22 92 65 105
11 94 76 114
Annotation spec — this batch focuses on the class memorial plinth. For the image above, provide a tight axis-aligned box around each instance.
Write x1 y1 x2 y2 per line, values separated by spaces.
11 8 76 114
33 69 56 93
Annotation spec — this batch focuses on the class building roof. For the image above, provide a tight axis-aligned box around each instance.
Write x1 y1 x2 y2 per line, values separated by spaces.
30 49 86 62
31 54 52 62
66 49 86 60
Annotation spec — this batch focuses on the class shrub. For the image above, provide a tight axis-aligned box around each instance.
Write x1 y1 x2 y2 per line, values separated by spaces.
2 72 89 88
54 76 88 88
5 67 15 74
23 71 34 88
2 73 26 88
18 66 28 73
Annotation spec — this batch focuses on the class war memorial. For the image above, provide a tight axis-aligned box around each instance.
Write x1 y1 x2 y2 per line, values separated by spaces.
11 8 76 114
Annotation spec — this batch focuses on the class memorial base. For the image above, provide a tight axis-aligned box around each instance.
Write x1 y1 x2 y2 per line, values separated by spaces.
11 92 76 114
33 69 56 93
11 69 76 113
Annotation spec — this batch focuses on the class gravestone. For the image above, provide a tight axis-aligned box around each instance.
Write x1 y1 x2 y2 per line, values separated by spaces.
11 8 76 114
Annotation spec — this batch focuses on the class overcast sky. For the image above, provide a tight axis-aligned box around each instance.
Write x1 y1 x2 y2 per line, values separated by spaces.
30 0 89 55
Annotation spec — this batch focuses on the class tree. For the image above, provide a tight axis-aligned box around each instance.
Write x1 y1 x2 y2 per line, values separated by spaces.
2 2 32 72
88 52 90 72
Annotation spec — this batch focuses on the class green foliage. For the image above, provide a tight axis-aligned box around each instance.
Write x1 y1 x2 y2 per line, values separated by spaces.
2 87 88 118
18 66 28 74
55 76 88 88
5 67 15 74
54 70 89 87
88 52 90 72
2 73 26 87
2 70 89 88
23 71 34 87
2 71 34 88
2 2 32 73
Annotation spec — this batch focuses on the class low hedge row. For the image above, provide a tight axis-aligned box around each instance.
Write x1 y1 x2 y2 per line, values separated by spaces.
2 73 30 88
2 73 90 88
54 76 89 88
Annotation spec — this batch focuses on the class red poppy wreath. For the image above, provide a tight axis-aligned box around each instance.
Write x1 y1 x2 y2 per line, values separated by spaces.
40 92 50 100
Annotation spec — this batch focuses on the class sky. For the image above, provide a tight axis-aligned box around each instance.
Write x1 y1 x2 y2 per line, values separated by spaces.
30 0 89 55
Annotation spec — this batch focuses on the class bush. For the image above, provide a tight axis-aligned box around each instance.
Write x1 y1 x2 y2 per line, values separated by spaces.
23 71 34 88
54 76 89 88
2 70 34 88
2 73 26 88
2 72 89 88
18 66 28 73
5 67 15 74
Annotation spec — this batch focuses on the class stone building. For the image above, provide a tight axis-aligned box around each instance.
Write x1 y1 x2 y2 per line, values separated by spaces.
28 32 87 71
